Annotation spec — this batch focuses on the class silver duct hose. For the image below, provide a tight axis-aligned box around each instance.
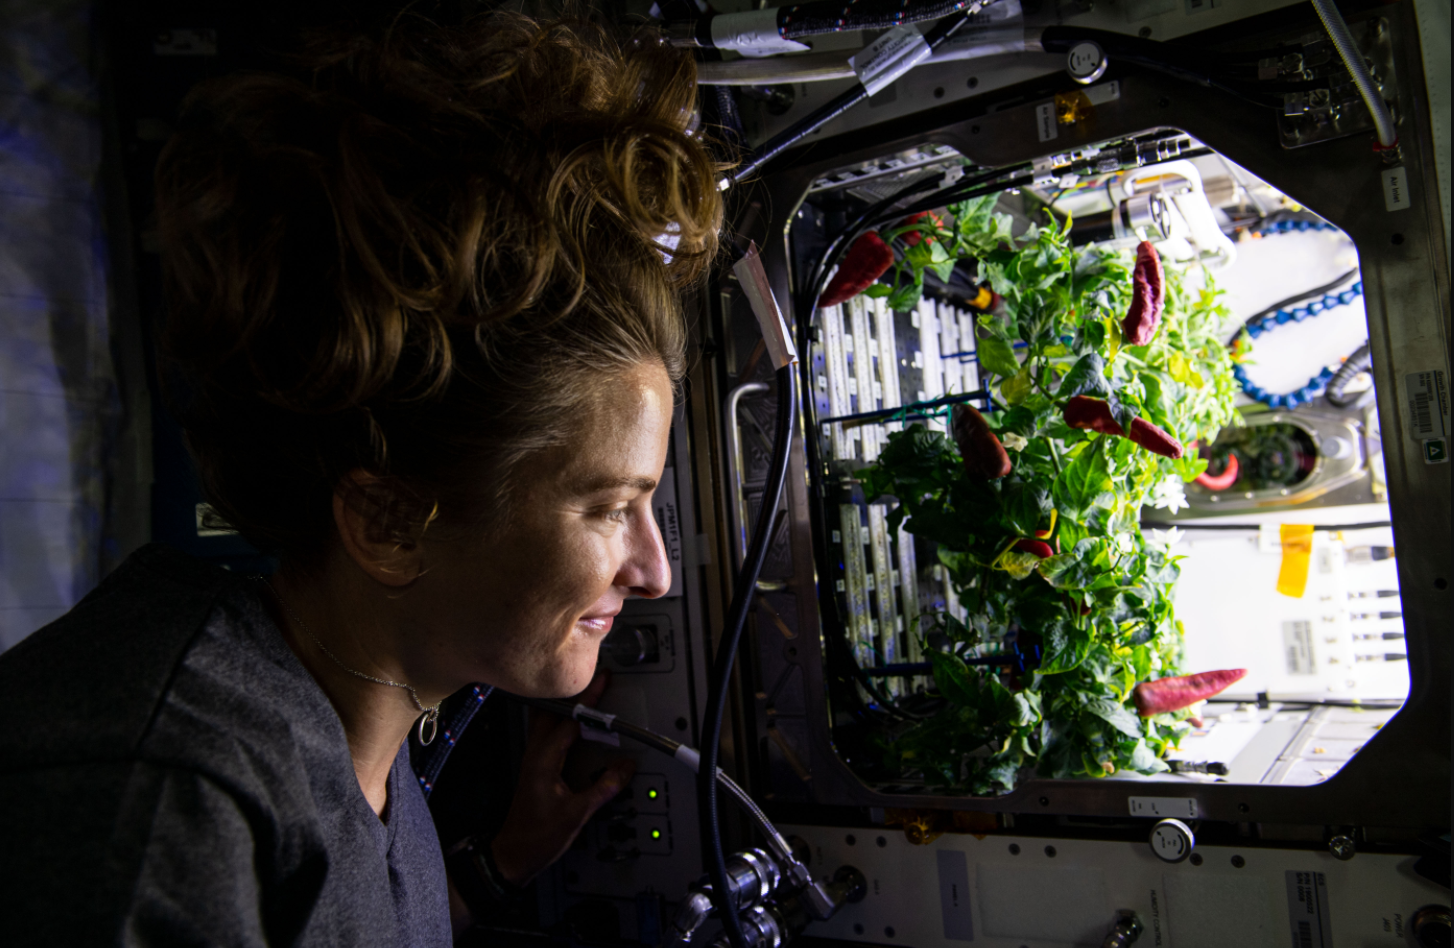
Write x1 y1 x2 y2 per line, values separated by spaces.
1309 0 1397 148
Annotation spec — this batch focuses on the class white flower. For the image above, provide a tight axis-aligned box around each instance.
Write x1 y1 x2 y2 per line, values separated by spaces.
1001 432 1029 452
1115 532 1136 555
1150 477 1189 514
1150 527 1185 550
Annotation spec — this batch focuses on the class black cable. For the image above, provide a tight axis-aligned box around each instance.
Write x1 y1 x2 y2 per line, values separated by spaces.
1038 26 1288 111
1236 267 1359 337
1325 341 1373 407
699 364 796 948
726 10 979 187
774 0 975 39
509 696 798 862
1140 520 1391 531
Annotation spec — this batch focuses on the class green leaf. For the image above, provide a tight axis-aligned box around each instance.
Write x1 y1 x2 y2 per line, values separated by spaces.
976 334 1021 378
1002 368 1034 405
1086 696 1143 738
1058 353 1110 400
1040 552 1098 591
1125 739 1170 773
927 650 979 708
1054 447 1112 516
887 278 924 313
1039 622 1092 674
864 284 892 298
999 551 1042 580
1080 319 1106 352
1003 482 1051 535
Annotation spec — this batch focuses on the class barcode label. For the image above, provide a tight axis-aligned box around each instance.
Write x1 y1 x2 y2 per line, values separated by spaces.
1404 371 1449 439
1283 620 1315 675
1284 871 1333 948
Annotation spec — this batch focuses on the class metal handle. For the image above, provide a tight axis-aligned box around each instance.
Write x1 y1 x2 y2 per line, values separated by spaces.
725 382 769 570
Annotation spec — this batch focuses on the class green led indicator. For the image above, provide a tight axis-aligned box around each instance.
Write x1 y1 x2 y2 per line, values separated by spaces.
647 789 659 799
651 829 662 840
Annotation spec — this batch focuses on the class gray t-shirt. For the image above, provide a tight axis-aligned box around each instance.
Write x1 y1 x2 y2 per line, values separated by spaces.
0 544 452 947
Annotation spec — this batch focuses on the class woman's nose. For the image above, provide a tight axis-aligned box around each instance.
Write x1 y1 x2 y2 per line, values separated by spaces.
618 508 672 599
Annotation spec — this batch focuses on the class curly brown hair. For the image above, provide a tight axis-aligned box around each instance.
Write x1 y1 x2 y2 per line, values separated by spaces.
155 12 723 562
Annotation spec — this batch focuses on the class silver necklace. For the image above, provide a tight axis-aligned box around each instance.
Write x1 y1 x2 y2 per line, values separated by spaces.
255 576 440 745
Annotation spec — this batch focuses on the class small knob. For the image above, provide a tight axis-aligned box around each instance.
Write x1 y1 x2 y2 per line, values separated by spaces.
1327 835 1356 860
1411 905 1451 948
1149 819 1195 863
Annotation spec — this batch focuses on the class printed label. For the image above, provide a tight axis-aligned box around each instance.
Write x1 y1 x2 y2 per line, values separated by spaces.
1036 102 1058 142
1129 796 1199 819
1404 370 1449 439
1283 620 1316 675
851 25 932 97
1285 871 1333 948
1084 80 1121 106
652 475 684 598
1382 166 1412 212
937 850 975 941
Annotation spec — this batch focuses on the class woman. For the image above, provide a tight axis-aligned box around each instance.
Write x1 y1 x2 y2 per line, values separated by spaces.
0 11 722 946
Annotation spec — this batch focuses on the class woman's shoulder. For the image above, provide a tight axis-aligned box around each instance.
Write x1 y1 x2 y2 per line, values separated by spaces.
0 543 234 774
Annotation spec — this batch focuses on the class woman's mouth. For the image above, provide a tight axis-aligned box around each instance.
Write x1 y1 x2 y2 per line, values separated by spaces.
578 615 615 636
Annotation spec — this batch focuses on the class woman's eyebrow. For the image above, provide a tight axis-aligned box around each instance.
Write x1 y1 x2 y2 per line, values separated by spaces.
573 474 659 495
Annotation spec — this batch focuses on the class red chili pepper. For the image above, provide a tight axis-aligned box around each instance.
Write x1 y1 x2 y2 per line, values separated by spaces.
1128 417 1184 460
1063 395 1123 435
1013 539 1055 559
1133 669 1247 716
1062 396 1184 459
951 403 1012 479
1194 453 1240 491
819 232 895 308
1122 240 1165 346
900 210 944 247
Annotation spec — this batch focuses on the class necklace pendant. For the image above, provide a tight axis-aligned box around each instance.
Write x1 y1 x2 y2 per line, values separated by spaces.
417 708 440 746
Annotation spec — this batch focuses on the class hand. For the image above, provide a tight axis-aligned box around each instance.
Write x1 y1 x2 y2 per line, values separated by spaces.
489 672 636 886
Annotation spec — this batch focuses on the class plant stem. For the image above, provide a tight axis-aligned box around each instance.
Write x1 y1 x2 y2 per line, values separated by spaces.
1044 437 1063 477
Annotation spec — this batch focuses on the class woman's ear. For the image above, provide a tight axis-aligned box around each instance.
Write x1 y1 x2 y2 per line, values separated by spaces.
332 469 431 588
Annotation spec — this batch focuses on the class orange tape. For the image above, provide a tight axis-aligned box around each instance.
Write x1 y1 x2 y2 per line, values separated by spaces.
1276 524 1316 598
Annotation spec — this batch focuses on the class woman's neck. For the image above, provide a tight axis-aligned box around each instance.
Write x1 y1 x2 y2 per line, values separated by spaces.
260 561 441 818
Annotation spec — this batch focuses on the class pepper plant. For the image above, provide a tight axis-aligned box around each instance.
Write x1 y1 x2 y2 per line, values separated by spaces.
857 195 1240 793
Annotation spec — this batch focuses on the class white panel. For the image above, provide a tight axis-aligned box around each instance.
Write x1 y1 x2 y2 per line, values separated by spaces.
938 299 963 395
866 505 899 686
916 299 945 434
839 504 874 668
873 297 903 431
897 521 922 663
785 826 1447 948
958 308 981 394
821 304 853 461
848 297 881 460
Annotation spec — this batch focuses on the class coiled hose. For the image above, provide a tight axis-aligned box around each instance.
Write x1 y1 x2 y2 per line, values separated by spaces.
1309 0 1397 149
1325 341 1373 407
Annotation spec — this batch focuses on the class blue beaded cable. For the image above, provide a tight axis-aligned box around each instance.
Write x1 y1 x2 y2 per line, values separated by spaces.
1252 219 1341 235
1234 280 1363 408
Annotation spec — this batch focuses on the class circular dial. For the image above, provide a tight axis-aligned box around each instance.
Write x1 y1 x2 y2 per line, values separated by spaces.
1067 41 1109 85
1150 818 1196 863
